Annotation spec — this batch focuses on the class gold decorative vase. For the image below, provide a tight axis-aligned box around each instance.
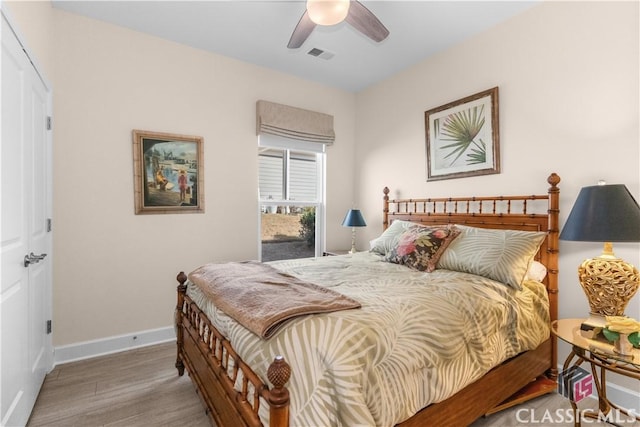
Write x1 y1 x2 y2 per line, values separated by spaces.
579 243 639 316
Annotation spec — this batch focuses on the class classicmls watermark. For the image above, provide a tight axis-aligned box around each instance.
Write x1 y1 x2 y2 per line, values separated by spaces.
513 365 639 424
515 408 640 424
558 365 593 403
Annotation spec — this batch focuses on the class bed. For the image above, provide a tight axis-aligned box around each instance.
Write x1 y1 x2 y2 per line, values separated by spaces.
175 172 561 427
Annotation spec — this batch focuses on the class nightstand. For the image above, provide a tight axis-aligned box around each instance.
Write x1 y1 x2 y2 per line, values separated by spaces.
551 319 640 427
322 250 351 256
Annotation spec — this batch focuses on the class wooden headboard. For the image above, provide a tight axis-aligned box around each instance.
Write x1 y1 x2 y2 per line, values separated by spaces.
382 173 561 367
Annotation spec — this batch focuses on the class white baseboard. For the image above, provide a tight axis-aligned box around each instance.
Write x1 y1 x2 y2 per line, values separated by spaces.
53 326 176 366
604 382 640 415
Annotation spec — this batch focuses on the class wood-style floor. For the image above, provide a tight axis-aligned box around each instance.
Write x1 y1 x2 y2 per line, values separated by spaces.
27 342 638 427
27 342 210 427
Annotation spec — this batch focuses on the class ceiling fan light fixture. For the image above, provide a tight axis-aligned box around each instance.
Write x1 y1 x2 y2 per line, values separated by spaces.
306 0 350 26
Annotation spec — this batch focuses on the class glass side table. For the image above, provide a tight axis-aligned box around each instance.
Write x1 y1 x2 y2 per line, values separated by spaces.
551 319 640 427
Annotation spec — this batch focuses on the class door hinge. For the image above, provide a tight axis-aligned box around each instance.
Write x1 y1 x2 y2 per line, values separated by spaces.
46 218 52 232
46 116 52 131
46 320 52 334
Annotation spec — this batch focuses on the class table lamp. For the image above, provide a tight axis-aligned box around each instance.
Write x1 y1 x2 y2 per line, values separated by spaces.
342 209 367 254
559 181 640 329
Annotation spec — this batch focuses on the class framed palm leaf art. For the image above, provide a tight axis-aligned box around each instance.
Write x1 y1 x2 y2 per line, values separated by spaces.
425 87 500 181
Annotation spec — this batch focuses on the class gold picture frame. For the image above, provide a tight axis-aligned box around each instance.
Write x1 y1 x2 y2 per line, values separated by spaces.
132 130 204 214
425 87 500 181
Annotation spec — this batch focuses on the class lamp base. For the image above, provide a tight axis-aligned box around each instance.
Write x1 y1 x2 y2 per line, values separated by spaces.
578 247 639 317
349 227 357 254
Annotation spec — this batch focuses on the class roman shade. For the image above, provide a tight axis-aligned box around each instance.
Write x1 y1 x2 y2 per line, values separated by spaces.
256 100 335 144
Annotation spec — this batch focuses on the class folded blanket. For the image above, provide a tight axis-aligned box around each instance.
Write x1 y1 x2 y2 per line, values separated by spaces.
188 261 361 339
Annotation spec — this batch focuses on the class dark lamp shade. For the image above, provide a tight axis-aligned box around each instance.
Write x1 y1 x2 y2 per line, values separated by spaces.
342 209 367 227
559 184 640 242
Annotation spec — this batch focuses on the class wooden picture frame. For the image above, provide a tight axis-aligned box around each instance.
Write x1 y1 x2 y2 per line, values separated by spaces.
425 87 500 181
132 130 204 214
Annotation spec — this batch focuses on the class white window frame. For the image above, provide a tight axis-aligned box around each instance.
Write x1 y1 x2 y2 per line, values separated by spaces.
258 134 326 260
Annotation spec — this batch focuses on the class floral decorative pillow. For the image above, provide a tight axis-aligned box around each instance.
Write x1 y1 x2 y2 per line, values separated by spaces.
385 225 461 272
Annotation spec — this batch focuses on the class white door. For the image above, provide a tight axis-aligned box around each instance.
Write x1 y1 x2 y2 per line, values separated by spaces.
1 13 53 427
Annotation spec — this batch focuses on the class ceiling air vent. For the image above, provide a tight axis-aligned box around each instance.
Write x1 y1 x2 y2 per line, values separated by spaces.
307 48 334 60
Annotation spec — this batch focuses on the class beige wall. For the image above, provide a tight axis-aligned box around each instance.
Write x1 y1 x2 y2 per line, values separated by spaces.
5 0 640 389
5 2 357 346
2 1 54 79
355 0 640 320
354 1 639 390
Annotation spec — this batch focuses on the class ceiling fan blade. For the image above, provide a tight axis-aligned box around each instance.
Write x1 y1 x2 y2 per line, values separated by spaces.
345 1 389 43
288 10 317 49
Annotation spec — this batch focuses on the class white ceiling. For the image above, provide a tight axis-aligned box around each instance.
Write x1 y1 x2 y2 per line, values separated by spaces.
52 1 538 93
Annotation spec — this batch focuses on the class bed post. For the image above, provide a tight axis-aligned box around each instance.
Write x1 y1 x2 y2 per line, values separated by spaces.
175 271 188 376
383 187 390 231
546 173 561 379
267 356 292 427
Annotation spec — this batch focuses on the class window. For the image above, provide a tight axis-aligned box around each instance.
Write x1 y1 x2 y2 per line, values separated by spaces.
258 135 325 261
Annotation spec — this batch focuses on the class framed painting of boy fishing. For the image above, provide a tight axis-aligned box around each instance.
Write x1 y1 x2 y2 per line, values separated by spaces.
133 130 204 214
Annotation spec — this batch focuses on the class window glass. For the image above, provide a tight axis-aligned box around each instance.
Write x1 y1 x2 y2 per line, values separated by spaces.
258 136 325 261
289 151 317 202
258 149 283 201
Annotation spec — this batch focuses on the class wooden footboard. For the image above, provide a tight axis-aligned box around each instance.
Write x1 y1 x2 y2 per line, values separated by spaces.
175 272 291 427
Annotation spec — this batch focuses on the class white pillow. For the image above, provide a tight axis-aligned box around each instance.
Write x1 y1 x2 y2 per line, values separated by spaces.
525 260 547 282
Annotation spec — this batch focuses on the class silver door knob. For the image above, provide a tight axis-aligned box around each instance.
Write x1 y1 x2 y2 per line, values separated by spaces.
24 252 47 267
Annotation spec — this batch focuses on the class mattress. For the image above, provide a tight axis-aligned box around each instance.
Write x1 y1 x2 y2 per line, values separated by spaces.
186 251 550 427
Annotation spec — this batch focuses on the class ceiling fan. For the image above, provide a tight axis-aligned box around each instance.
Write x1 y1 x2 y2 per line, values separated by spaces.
287 0 390 49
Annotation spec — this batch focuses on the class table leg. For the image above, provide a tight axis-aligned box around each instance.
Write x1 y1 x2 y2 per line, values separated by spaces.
590 363 611 414
562 348 582 427
585 357 627 427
